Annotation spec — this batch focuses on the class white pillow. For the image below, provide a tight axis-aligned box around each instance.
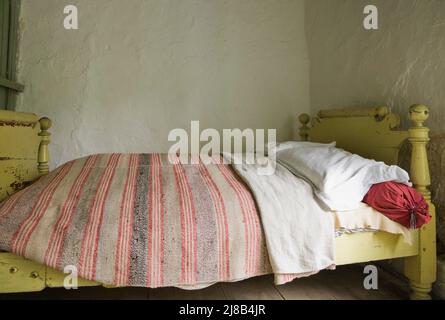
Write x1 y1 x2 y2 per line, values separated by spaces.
275 143 411 211
268 141 336 155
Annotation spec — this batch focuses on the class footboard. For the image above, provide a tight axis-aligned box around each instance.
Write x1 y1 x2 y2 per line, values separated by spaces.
0 110 51 202
0 110 55 293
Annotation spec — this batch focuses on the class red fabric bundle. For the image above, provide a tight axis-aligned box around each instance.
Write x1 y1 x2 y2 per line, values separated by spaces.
363 181 431 229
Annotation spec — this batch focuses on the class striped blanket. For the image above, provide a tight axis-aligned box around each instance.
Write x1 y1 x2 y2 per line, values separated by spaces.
0 153 333 288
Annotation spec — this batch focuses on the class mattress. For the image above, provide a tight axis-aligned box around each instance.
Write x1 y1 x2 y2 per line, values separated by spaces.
332 202 412 244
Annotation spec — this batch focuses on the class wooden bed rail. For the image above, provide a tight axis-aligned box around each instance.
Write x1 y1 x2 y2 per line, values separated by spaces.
317 106 390 120
299 104 437 299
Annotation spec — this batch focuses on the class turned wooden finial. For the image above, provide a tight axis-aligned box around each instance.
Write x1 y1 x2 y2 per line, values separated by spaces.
375 106 390 121
38 117 52 175
299 113 310 141
408 105 431 199
409 104 429 127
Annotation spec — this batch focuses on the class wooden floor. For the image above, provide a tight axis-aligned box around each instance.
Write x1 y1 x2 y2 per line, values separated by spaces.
0 264 410 300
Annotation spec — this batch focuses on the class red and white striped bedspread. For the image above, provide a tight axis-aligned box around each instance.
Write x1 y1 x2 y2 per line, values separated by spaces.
0 153 293 288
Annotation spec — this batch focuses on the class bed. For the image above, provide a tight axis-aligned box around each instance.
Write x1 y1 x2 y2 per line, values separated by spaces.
0 105 437 299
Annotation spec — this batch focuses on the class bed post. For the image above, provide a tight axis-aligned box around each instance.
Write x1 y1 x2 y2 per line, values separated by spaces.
299 114 310 141
37 117 52 175
404 104 437 300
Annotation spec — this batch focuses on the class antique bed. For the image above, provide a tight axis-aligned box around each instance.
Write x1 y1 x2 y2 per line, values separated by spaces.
0 105 437 299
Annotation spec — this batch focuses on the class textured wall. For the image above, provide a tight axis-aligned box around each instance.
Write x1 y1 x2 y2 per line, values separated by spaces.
306 0 445 252
16 0 309 167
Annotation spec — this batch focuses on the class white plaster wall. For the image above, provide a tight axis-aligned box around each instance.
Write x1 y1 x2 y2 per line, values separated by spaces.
305 0 445 253
16 0 310 167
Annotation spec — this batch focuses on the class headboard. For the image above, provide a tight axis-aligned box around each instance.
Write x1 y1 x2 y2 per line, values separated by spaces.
298 106 409 165
298 104 436 291
298 105 431 199
0 110 51 202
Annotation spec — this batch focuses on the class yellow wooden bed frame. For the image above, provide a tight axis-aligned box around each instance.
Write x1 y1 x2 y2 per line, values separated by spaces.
0 105 437 299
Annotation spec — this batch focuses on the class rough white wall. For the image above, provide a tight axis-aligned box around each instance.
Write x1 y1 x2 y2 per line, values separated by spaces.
16 0 309 167
306 0 445 253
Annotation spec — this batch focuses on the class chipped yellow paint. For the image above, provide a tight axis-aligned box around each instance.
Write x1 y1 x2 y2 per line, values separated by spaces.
0 253 46 293
0 110 41 202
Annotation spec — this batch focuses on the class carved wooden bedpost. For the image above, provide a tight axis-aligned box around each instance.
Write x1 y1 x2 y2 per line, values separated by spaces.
404 104 437 300
37 117 52 175
299 113 310 141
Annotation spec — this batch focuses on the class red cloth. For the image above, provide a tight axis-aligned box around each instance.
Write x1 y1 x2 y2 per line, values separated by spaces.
363 181 431 229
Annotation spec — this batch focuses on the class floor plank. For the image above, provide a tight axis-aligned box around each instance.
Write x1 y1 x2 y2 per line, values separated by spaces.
148 283 226 300
287 264 409 300
275 271 337 300
220 275 283 300
0 265 409 300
